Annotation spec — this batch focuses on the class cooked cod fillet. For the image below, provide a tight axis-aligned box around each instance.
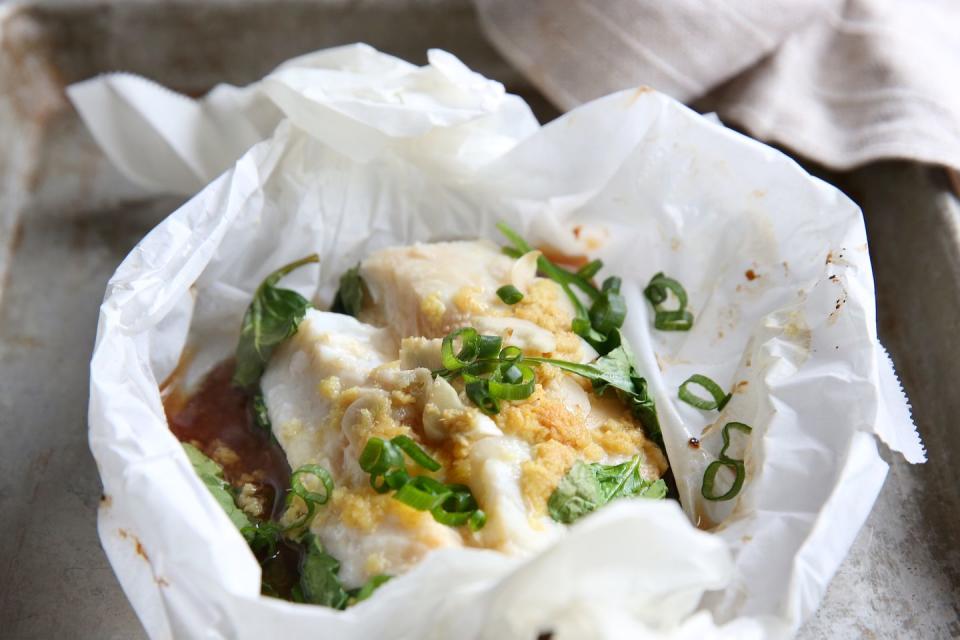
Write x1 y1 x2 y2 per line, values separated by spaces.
262 241 666 587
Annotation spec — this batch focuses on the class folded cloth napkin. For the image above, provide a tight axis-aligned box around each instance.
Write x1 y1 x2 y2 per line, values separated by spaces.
475 0 960 173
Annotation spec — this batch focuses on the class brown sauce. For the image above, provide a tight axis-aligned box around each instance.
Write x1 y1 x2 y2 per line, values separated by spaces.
164 358 302 599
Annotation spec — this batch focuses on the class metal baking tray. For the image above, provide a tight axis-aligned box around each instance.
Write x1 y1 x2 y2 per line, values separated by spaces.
0 1 956 638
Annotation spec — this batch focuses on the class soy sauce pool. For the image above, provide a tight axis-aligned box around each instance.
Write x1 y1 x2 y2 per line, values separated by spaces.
163 358 302 599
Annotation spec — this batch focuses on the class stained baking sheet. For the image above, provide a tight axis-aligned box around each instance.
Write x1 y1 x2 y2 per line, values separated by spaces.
0 2 956 638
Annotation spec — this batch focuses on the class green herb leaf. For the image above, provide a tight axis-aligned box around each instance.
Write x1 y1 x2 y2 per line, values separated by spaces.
299 533 350 609
182 443 253 533
252 389 272 432
349 575 392 605
330 264 365 317
233 254 319 388
547 455 667 524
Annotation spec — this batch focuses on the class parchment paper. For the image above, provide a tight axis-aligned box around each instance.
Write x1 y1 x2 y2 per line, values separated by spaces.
76 44 923 640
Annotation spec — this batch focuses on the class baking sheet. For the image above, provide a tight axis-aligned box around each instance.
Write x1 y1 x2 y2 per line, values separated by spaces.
0 2 956 637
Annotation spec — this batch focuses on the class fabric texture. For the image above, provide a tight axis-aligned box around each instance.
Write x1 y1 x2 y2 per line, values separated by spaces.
475 0 960 173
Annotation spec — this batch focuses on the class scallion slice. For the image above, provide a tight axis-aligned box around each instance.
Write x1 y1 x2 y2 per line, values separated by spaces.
466 379 500 415
440 327 480 372
394 476 451 511
391 435 441 472
701 422 752 501
496 284 524 305
678 374 731 411
645 272 694 331
291 464 334 506
488 364 536 400
653 309 694 331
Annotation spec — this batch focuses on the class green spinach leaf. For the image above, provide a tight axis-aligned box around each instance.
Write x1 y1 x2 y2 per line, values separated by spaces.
300 533 350 609
252 389 271 432
547 455 667 524
330 264 365 317
348 575 392 605
233 254 319 388
182 443 254 533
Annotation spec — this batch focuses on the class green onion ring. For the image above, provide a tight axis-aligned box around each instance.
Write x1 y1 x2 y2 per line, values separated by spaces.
440 327 480 371
644 272 688 310
394 476 451 511
701 422 753 501
477 334 503 359
499 345 523 362
496 284 524 305
701 459 746 501
488 364 536 401
654 309 694 331
468 510 487 531
718 422 752 459
391 435 441 472
678 374 731 411
291 464 334 505
466 379 500 415
358 437 404 476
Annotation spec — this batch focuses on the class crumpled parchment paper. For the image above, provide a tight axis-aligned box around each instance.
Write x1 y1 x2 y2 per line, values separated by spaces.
75 43 923 640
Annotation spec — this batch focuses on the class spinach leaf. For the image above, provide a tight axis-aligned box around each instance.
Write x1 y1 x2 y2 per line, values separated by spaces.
348 575 393 605
547 455 667 524
233 254 319 388
330 264 365 317
252 388 271 432
300 533 350 609
182 443 254 533
590 344 663 450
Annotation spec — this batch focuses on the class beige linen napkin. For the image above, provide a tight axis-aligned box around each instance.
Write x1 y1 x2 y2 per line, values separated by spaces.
475 0 960 173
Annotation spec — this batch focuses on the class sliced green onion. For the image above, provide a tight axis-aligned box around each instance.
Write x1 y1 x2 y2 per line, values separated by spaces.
477 334 503 359
466 379 500 415
384 468 410 491
588 277 627 335
496 284 524 305
645 272 694 332
644 272 688 310
440 327 480 372
468 510 487 531
394 476 451 511
430 485 480 527
390 435 441 472
291 464 334 506
577 259 603 279
717 422 752 459
358 437 404 477
654 309 694 331
702 459 745 502
701 422 752 501
488 364 536 400
499 345 523 362
678 374 731 411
